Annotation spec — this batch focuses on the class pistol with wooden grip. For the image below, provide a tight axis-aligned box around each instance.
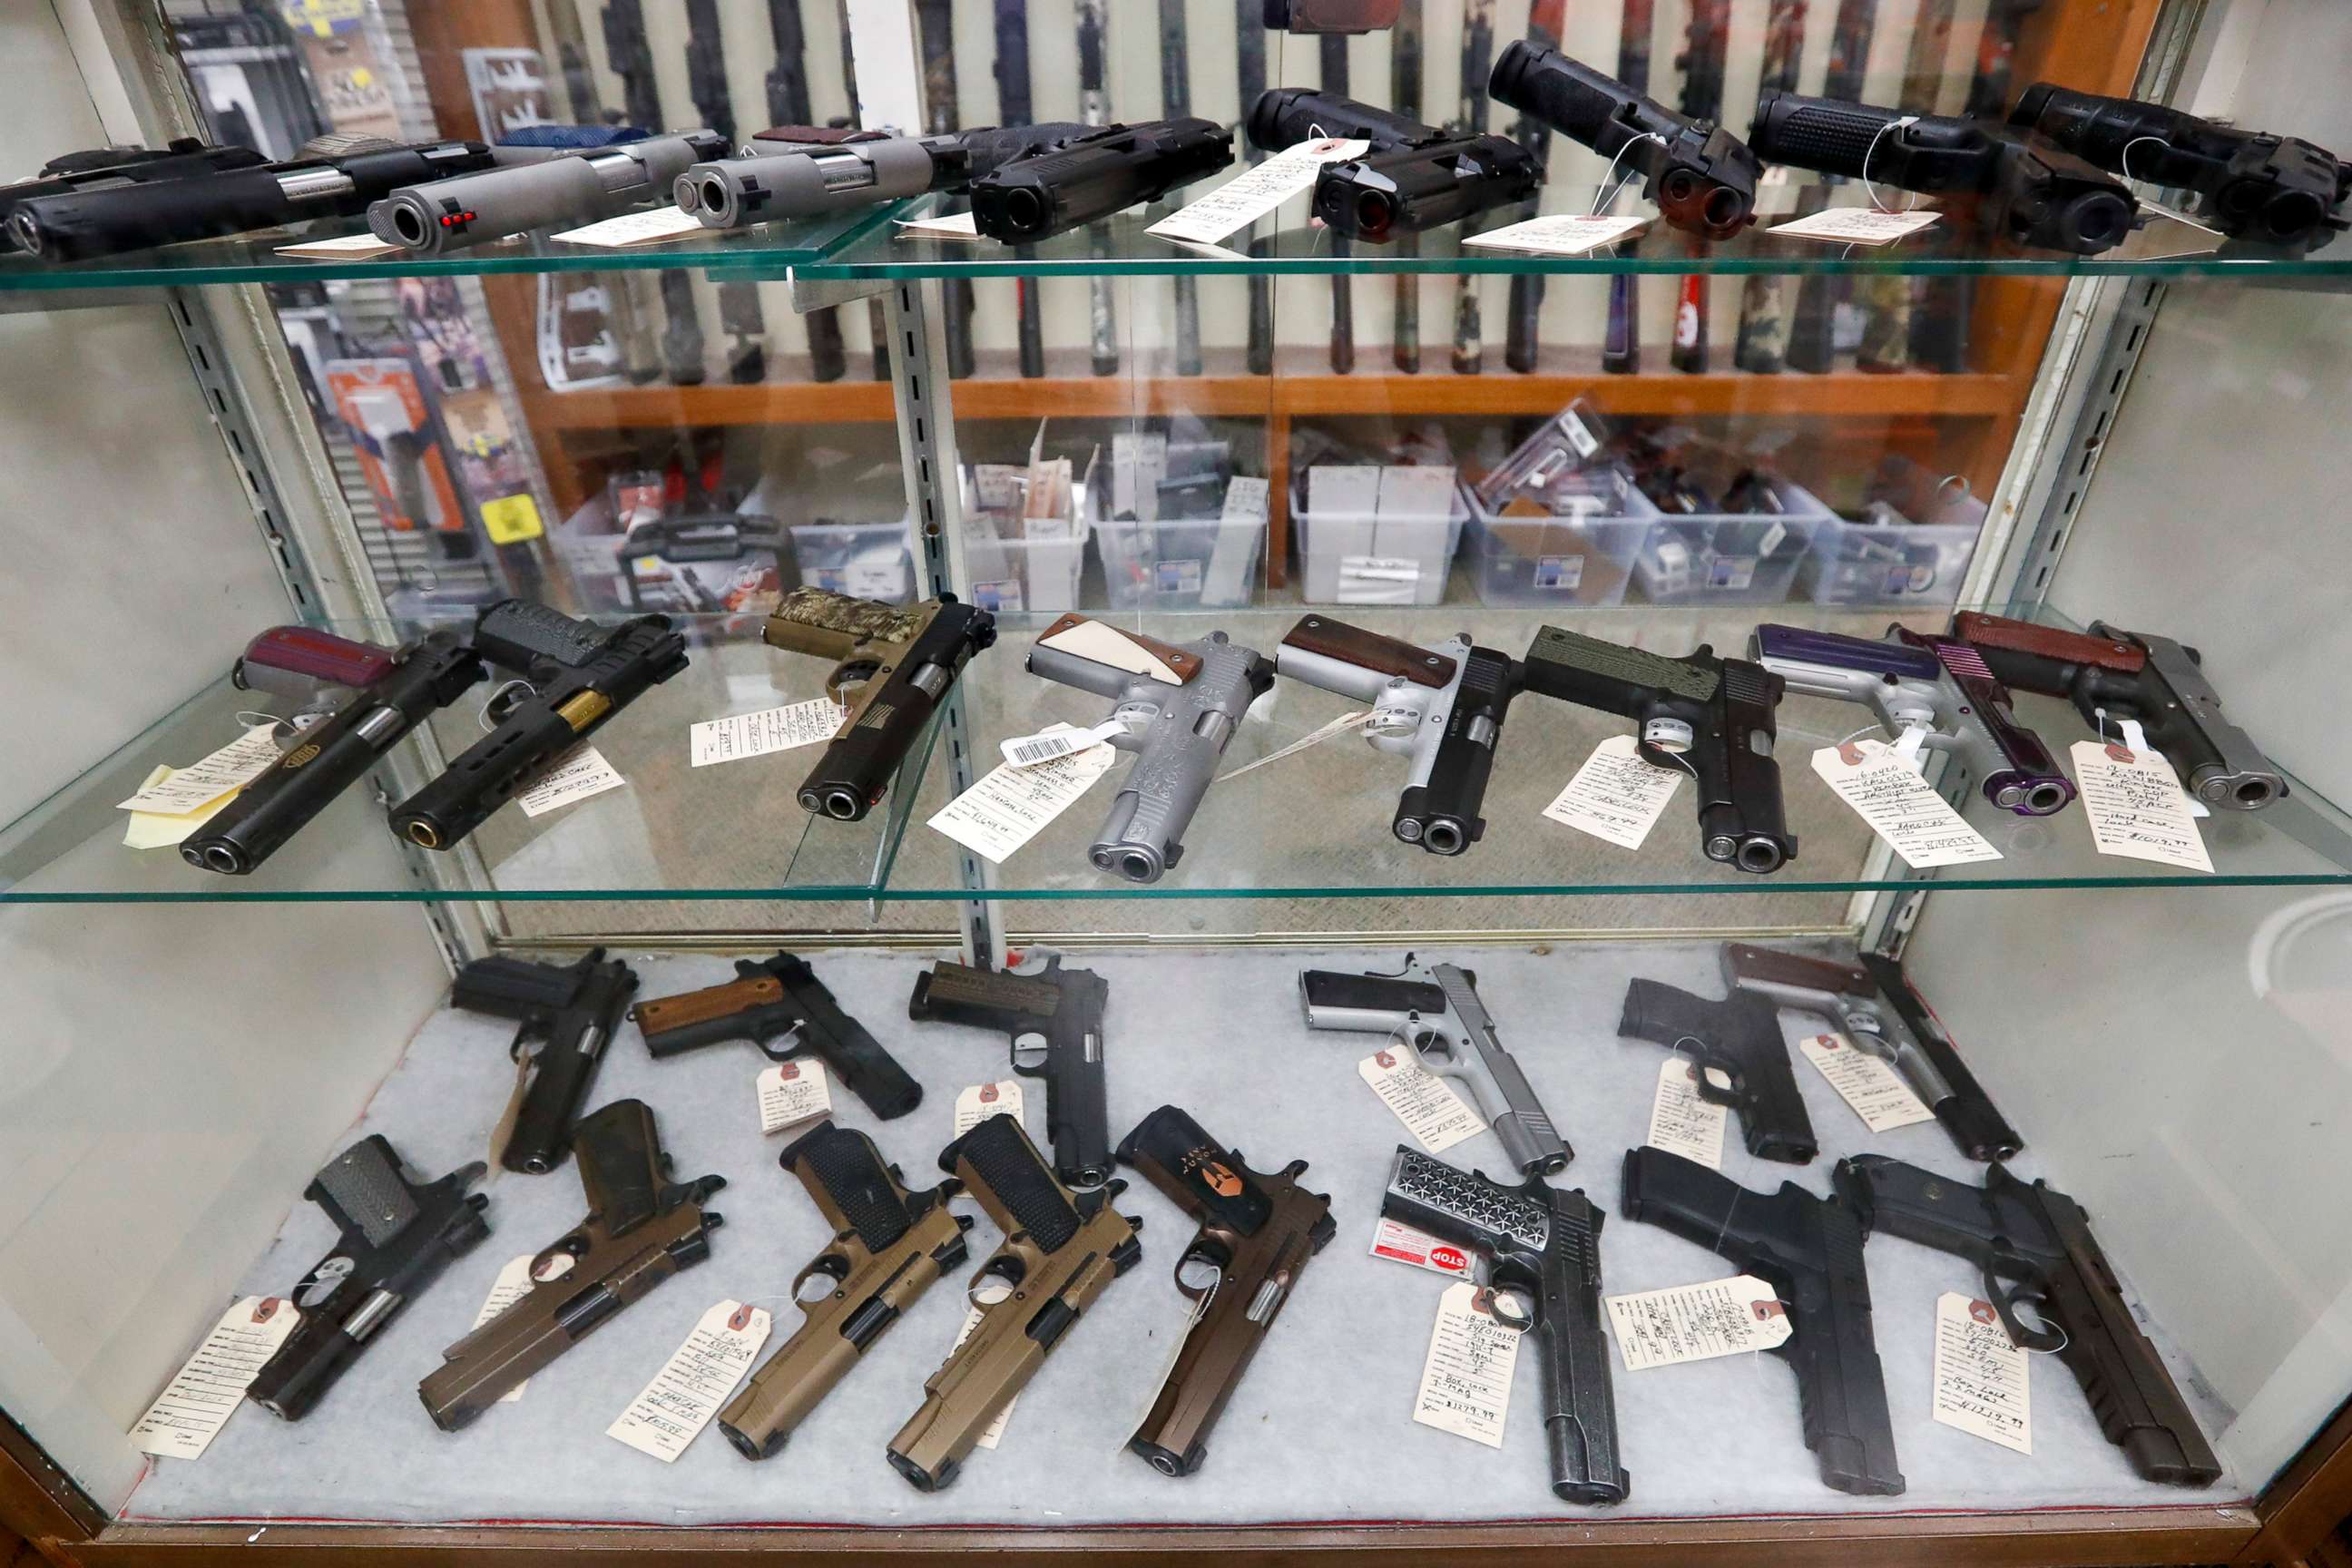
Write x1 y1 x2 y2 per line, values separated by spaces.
1618 974 1817 1161
1276 614 1520 856
1949 612 2286 810
632 952 922 1120
1622 1147 1904 1497
1520 623 1797 874
393 601 689 853
452 948 639 1176
763 587 996 823
1749 622 2074 818
418 1100 722 1431
247 1137 490 1421
716 1122 971 1459
189 628 485 877
1723 943 2021 1161
1025 615 1274 885
1382 1146 1625 1504
910 956 1112 1188
1836 1155 2220 1486
1301 956 1571 1175
886 1113 1142 1491
1115 1105 1333 1477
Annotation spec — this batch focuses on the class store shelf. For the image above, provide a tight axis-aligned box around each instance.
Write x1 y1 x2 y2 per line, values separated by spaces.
0 202 900 293
6 605 2346 907
799 184 2352 281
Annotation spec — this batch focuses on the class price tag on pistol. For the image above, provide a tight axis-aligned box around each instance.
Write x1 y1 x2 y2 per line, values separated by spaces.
1605 1275 1792 1372
1812 739 2002 868
606 1300 772 1463
1798 1033 1936 1133
516 745 627 818
2069 740 2214 873
927 729 1118 864
1543 735 1683 850
129 1296 301 1459
953 1080 1026 1137
1645 1056 1729 1169
1357 1044 1485 1154
1932 1292 2032 1455
1412 1282 1522 1449
689 698 846 768
1146 138 1370 248
116 724 282 816
756 1059 832 1134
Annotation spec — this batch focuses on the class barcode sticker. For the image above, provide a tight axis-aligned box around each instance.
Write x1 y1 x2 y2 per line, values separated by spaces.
1001 719 1125 769
606 1300 772 1463
129 1297 300 1459
1412 1282 1522 1448
928 729 1119 864
1605 1275 1792 1371
756 1059 833 1134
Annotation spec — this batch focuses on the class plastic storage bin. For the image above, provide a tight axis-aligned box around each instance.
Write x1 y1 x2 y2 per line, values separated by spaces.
1463 465 1660 607
789 517 915 603
1631 477 1830 606
1293 465 1466 606
960 466 1087 615
1799 503 1986 606
1092 477 1269 611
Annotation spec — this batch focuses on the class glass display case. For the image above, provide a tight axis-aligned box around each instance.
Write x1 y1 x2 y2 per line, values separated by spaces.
5 1 2350 1563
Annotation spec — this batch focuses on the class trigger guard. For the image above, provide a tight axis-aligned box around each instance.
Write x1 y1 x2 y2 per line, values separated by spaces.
827 656 882 703
1690 1062 1743 1108
1986 1266 2065 1353
1173 1244 1226 1299
758 1023 808 1062
792 1251 849 1303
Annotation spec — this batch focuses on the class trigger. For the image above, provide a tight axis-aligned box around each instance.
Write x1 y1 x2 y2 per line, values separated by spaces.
828 657 882 703
760 1022 808 1062
1987 1268 2065 1353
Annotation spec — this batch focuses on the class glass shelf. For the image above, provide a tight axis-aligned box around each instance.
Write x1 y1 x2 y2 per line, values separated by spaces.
800 181 2352 282
0 618 934 905
0 201 901 293
6 606 2345 907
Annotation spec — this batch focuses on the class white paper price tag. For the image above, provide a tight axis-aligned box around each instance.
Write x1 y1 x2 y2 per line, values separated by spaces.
1146 138 1370 246
1358 1044 1485 1154
1543 735 1684 850
1370 1216 1474 1279
1644 1056 1728 1169
1336 554 1423 604
129 1297 300 1459
756 1059 833 1134
1933 1292 2032 1455
1001 719 1124 768
688 698 846 768
469 1255 539 1404
1221 475 1271 524
1811 740 2003 868
606 1300 772 1462
927 728 1119 864
896 210 980 239
278 230 406 259
1412 1282 1522 1448
2069 740 2213 873
950 1304 1020 1448
1216 710 1372 782
554 206 705 248
1463 213 1649 256
1771 207 1943 245
1605 1275 1792 1371
515 745 627 818
952 1079 1026 1137
117 724 283 815
1798 1033 1936 1133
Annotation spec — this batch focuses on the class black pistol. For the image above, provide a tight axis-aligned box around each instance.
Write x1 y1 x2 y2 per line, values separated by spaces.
392 600 689 853
1245 87 1540 241
1836 1155 2221 1486
1618 975 1817 1161
909 956 1112 1188
630 952 923 1120
452 948 640 1175
246 1137 490 1421
1622 1147 1904 1496
969 117 1233 242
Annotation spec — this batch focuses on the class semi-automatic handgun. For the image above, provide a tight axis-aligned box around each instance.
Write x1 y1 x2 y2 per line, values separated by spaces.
1520 623 1798 874
1723 943 2020 1161
1618 974 1817 1161
185 627 486 876
1622 1147 1904 1496
631 952 922 1120
910 956 1111 1188
1024 615 1274 884
1489 41 1761 237
1949 612 2286 810
6 136 503 261
1275 614 1520 857
368 132 726 256
679 123 1086 230
1749 622 2074 817
761 586 995 821
969 117 1234 242
1116 1105 1334 1477
886 1113 1142 1490
1749 91 2139 255
1836 1155 2220 1485
1245 88 1540 241
418 1099 723 1430
1382 1147 1625 1503
716 1121 971 1459
392 600 689 852
451 948 640 1176
2011 83 2349 249
1301 955 1571 1175
246 1137 489 1421
0 139 270 237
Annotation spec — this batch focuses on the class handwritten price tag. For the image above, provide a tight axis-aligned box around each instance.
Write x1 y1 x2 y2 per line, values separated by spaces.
1412 1282 1522 1448
1544 735 1683 850
1932 1292 2032 1455
2069 740 2212 873
1812 739 2002 868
